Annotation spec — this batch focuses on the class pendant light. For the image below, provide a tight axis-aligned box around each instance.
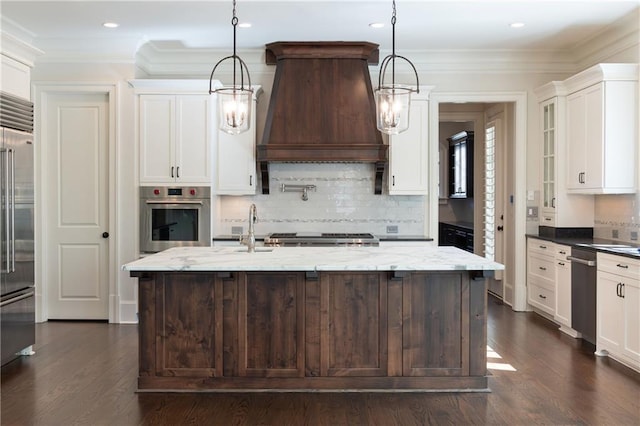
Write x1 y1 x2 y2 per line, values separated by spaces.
209 0 253 135
375 0 420 135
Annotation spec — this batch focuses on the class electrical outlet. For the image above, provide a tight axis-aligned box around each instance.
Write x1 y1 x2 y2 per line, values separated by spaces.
612 229 619 239
231 226 244 235
386 225 398 234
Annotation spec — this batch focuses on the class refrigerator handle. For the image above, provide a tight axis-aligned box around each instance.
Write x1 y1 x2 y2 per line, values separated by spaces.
9 149 15 272
2 149 9 274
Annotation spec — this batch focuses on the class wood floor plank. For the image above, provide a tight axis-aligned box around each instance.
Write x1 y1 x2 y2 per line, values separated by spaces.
2 296 639 425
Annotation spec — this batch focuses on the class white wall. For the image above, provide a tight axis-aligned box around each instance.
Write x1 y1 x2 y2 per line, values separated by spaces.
18 7 640 321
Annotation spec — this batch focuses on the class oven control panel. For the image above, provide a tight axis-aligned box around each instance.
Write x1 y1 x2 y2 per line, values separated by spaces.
140 186 209 199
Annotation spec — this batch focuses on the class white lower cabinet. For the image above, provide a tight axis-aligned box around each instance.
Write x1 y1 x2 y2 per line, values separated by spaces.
554 244 573 331
527 238 556 317
596 253 640 372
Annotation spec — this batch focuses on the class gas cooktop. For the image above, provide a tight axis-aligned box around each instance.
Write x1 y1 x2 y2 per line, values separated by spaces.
264 232 379 247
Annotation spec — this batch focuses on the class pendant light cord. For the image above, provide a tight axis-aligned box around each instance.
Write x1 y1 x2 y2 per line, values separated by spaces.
391 0 396 87
232 0 238 88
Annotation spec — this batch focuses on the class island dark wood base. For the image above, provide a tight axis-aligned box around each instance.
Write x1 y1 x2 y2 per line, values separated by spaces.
133 270 488 392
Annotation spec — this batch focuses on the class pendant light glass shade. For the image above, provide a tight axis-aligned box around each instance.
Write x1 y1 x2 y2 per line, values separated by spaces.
375 1 419 135
217 86 252 135
375 86 412 135
209 0 253 135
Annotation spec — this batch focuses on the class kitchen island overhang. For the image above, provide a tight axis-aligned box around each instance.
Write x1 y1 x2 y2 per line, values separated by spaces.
124 246 503 392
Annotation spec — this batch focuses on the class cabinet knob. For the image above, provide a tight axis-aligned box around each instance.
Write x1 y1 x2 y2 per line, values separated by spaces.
102 232 109 239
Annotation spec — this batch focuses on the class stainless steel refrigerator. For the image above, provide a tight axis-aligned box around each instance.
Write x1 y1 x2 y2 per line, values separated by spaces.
1 92 35 366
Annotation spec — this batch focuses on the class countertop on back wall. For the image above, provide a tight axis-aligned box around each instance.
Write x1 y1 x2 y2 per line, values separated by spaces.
526 234 640 260
212 235 434 242
439 221 474 232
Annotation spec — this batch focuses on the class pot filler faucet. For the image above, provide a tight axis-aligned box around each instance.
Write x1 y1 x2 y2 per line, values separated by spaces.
240 204 258 252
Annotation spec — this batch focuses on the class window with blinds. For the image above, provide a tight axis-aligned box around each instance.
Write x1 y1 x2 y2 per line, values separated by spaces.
484 124 496 261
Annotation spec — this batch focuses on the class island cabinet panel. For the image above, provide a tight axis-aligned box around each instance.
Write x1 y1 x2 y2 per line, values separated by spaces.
155 273 224 377
133 269 489 391
319 272 388 377
237 272 305 378
402 272 469 377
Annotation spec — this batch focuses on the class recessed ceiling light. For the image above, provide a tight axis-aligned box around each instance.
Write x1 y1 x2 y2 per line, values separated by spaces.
510 22 525 29
369 22 385 29
103 22 119 29
238 22 252 28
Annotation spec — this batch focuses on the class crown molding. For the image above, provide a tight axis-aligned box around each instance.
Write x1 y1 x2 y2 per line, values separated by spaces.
573 9 639 68
0 32 44 67
135 40 580 78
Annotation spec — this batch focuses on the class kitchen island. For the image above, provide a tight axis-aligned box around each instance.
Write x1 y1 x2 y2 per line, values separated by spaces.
123 246 503 392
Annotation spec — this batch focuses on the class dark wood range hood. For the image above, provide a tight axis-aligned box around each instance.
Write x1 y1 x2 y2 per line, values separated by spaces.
257 41 387 194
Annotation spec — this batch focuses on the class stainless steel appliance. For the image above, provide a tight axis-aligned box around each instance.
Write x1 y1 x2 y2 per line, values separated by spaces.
139 186 211 253
1 91 35 366
264 232 379 247
567 247 597 345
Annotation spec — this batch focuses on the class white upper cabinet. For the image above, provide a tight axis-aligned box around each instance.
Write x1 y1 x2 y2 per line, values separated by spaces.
215 87 261 195
139 94 211 185
1 55 31 100
565 64 638 194
388 88 432 195
131 79 215 186
534 83 593 228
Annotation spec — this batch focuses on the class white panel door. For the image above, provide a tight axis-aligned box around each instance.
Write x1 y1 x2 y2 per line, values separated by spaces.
46 93 109 319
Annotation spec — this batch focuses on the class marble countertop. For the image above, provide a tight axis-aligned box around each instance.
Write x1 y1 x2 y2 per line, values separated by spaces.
123 246 504 272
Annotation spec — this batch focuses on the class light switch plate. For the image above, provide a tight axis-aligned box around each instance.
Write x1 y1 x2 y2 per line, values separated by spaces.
386 225 398 234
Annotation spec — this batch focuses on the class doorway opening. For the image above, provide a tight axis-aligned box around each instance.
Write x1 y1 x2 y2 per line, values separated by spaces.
437 102 513 305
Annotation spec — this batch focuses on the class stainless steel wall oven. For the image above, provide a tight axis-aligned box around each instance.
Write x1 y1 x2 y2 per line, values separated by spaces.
139 187 211 253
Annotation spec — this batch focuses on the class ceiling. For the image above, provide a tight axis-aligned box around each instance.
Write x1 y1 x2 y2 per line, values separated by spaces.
1 0 639 60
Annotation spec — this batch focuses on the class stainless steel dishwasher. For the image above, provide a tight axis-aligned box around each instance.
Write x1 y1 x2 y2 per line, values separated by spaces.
567 247 597 345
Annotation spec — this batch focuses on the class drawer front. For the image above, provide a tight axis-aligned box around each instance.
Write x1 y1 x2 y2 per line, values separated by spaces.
528 280 555 315
555 244 570 261
597 253 640 281
528 238 554 256
528 253 555 281
540 214 556 227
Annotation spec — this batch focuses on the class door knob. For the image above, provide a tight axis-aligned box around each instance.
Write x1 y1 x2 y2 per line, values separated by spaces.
497 226 504 231
102 232 109 238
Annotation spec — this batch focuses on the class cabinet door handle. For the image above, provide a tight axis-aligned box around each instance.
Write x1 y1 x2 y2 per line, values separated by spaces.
538 294 547 300
621 283 625 298
539 245 547 249
578 172 586 184
249 175 253 186
176 167 180 178
551 197 556 208
559 250 566 255
558 262 565 266
171 166 174 178
392 175 396 186
616 263 629 269
544 217 552 221
539 266 547 271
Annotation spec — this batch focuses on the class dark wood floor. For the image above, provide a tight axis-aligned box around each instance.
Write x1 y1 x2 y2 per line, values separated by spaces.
2 296 639 425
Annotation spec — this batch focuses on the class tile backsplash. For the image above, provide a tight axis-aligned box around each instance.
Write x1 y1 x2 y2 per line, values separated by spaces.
594 193 640 242
214 163 426 236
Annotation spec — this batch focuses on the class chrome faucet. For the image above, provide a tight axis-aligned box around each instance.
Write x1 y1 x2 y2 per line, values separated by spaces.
240 204 258 252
